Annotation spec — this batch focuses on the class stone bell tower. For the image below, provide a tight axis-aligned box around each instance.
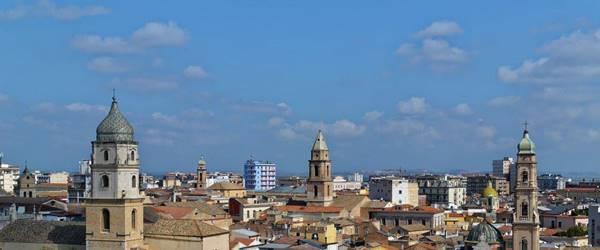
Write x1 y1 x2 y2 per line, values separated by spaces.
196 157 207 189
86 95 144 249
512 127 540 250
306 130 333 206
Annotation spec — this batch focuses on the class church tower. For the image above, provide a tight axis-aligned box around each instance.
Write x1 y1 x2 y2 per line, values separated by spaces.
512 128 540 250
86 95 144 249
196 157 207 189
306 130 333 206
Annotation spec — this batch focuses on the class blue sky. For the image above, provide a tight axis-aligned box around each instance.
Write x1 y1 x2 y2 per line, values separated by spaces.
2 1 600 175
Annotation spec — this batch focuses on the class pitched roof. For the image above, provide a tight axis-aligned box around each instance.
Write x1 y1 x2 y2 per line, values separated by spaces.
330 195 368 211
274 205 342 213
150 206 195 219
144 219 228 237
209 181 245 190
398 224 429 232
160 201 227 216
0 220 85 245
312 130 328 151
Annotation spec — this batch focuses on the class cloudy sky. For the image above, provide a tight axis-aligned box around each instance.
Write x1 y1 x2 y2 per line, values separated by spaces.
1 1 600 175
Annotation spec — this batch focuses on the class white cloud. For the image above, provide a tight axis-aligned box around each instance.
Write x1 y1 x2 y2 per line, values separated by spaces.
233 101 292 116
488 96 520 107
131 21 186 47
112 77 178 91
268 117 285 127
397 39 467 67
454 103 472 115
183 65 208 80
0 0 109 21
363 111 383 121
151 112 178 124
72 36 136 54
498 29 600 83
143 128 176 145
72 21 185 54
277 127 300 140
330 120 366 137
476 125 496 139
397 97 426 114
87 57 127 73
416 21 462 38
65 103 107 112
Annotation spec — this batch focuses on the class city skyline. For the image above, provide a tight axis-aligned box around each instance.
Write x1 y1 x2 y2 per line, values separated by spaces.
3 1 600 174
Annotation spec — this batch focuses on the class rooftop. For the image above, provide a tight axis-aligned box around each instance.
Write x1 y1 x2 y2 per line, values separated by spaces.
0 220 85 245
144 219 228 237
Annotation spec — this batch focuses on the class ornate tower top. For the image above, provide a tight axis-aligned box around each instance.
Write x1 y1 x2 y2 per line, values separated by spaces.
517 129 535 154
96 96 135 143
198 155 206 169
312 130 328 151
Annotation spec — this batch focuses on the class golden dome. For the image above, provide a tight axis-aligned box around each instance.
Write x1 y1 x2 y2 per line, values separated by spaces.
482 181 498 197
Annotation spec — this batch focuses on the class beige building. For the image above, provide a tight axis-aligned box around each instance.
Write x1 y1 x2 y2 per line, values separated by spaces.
209 181 246 198
0 163 19 194
197 157 207 189
512 128 540 250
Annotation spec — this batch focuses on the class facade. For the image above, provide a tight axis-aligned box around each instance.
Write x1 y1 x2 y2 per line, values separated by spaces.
368 176 419 206
209 182 246 198
68 160 92 203
229 197 275 222
537 173 566 191
196 158 207 189
85 96 145 249
332 176 362 191
347 172 364 182
306 130 334 206
466 175 509 196
366 205 445 230
0 163 19 194
244 159 276 191
207 172 244 187
589 205 600 246
492 157 513 178
277 176 306 187
416 175 466 207
512 128 540 250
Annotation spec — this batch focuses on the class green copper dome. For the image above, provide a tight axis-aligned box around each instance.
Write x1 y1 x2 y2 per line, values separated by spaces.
96 97 135 143
517 129 535 154
465 220 504 245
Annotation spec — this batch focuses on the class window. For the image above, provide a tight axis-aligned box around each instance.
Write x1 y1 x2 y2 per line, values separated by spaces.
315 166 319 177
558 221 562 228
28 191 32 198
132 175 137 188
327 185 330 196
314 185 318 197
521 239 527 250
102 175 109 188
104 150 109 161
521 202 528 216
130 151 135 161
131 209 136 230
102 209 110 231
22 192 26 197
522 171 528 183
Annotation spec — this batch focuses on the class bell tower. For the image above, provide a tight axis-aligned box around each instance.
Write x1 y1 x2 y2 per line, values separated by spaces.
86 95 144 249
306 130 333 206
512 126 540 250
196 157 207 189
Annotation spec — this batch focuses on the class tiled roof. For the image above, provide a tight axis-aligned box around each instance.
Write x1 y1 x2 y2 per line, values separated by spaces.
150 206 194 219
398 224 429 232
274 205 342 213
161 201 227 216
266 185 306 194
0 220 85 245
144 219 228 237
209 182 245 190
330 195 368 211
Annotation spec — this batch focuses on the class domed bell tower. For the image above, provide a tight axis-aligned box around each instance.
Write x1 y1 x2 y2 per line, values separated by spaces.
86 95 144 249
196 157 207 189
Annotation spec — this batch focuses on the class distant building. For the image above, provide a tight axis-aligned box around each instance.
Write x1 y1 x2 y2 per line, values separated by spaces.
16 167 68 198
207 172 244 187
492 157 513 178
229 197 276 222
538 173 566 191
332 176 362 191
368 176 419 206
347 172 364 182
68 160 92 203
366 205 445 230
306 130 334 206
466 175 509 196
244 159 276 191
416 175 466 207
0 164 19 194
277 176 306 187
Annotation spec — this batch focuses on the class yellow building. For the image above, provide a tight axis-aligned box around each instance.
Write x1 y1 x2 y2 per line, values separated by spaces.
209 182 246 198
289 221 337 245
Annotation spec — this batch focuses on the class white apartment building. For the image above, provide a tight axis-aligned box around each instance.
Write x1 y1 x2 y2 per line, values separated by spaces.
492 157 513 178
368 176 419 206
347 172 364 182
0 164 19 194
416 174 467 207
332 176 362 191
